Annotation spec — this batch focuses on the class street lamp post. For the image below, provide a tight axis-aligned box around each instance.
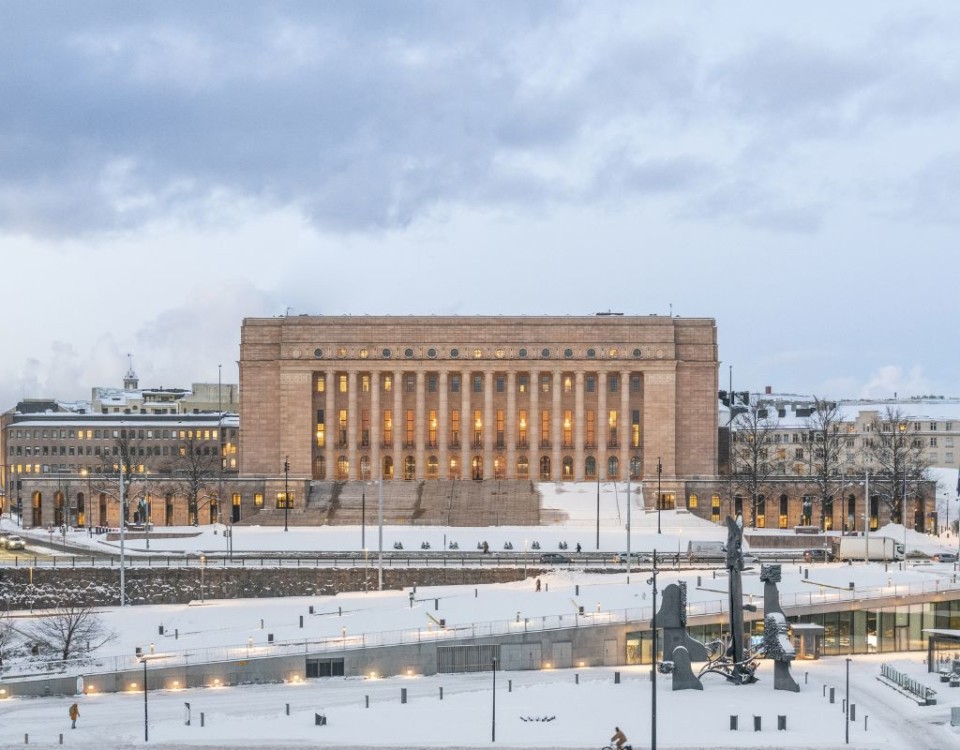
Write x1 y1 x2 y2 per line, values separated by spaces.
283 456 290 533
845 658 851 744
200 554 206 604
864 469 870 564
119 467 127 607
377 475 384 591
656 457 662 534
491 656 497 743
647 552 659 750
361 485 366 550
596 472 600 551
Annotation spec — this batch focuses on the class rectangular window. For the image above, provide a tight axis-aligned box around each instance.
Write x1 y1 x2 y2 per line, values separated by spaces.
540 410 550 447
930 422 938 431
930 436 938 447
608 410 618 446
562 409 572 447
427 375 437 393
383 410 393 443
254 492 263 508
779 496 789 528
688 493 699 509
473 375 482 393
316 375 325 393
451 410 460 445
586 376 595 393
361 375 370 393
338 374 348 393
630 374 641 392
563 376 572 394
946 452 954 463
315 418 325 448
383 375 392 392
711 494 721 523
405 376 415 393
609 375 618 393
428 410 437 447
496 375 505 393
631 409 641 448
405 409 415 446
450 375 460 393
360 410 370 447
518 409 527 447
473 409 483 447
338 410 348 446
518 375 528 393
586 411 595 447
496 409 505 448
276 491 294 509
541 375 550 393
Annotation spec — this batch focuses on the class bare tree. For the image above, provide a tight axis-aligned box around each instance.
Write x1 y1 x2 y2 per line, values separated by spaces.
803 397 848 530
729 404 784 528
21 605 114 661
0 610 15 667
860 406 931 526
161 433 220 525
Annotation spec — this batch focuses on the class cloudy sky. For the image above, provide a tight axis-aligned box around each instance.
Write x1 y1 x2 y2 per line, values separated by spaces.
2 1 959 409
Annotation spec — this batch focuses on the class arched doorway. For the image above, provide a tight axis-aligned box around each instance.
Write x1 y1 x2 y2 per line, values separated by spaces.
427 455 439 479
76 491 86 527
314 454 326 480
539 456 551 481
32 491 42 527
493 455 506 480
607 456 619 479
471 455 483 480
448 456 460 480
585 455 597 480
383 455 394 480
360 455 371 480
517 456 529 479
562 456 574 479
337 455 350 480
629 455 642 480
54 490 64 526
404 455 416 480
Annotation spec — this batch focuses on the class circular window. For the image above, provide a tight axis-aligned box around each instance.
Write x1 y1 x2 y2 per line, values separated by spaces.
359 348 369 359
291 348 302 359
314 348 323 358
633 348 642 358
518 348 528 358
427 348 437 358
473 348 483 359
404 348 414 358
541 348 550 358
609 348 619 357
563 348 573 358
495 348 505 359
450 348 459 358
382 348 392 358
586 348 596 358
337 347 347 358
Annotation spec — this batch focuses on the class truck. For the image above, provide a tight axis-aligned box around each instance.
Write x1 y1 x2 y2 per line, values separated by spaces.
837 536 904 562
687 540 727 562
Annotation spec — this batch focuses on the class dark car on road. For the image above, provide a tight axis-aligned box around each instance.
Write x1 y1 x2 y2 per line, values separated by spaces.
803 548 834 562
539 553 571 564
932 552 959 563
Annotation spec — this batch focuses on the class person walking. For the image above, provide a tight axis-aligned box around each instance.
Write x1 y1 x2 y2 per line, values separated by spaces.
69 703 79 729
535 578 542 592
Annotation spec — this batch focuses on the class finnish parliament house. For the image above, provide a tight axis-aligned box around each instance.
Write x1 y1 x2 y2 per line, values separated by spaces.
239 315 719 505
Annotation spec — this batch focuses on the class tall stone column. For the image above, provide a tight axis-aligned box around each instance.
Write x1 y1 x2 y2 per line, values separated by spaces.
620 370 631 481
598 371 607 481
574 370 585 481
461 370 470 480
643 368 677 481
551 370 562 482
324 369 335 482
347 370 358 479
438 370 448 479
370 371 381 481
416 370 426 480
506 369 517 480
529 369 539 481
393 369 403 479
483 369 494 479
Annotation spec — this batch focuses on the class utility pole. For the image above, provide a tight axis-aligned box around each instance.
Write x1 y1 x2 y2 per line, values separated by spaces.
283 456 290 532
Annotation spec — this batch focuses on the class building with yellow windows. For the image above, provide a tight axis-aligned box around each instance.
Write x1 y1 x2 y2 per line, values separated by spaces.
239 314 719 510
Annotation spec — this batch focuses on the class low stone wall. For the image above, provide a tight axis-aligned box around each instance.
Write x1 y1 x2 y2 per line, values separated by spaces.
0 566 535 610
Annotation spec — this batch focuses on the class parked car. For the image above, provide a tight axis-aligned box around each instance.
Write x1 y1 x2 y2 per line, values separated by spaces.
539 553 570 564
5 535 26 550
803 548 834 562
0 531 10 547
931 552 959 563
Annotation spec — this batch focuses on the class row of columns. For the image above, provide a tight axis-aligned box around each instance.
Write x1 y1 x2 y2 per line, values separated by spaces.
318 368 647 482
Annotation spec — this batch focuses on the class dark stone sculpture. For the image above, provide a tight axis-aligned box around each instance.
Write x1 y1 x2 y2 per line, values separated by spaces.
760 564 799 692
655 581 705 690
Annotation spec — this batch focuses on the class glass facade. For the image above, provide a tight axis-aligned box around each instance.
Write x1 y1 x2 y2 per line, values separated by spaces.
626 598 960 664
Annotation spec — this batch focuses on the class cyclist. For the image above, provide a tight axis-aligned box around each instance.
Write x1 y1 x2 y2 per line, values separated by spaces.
610 726 628 750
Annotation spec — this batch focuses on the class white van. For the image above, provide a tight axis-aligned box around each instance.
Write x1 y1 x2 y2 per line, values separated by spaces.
687 540 726 562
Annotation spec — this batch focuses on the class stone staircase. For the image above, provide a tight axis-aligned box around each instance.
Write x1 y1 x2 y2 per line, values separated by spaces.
237 480 542 527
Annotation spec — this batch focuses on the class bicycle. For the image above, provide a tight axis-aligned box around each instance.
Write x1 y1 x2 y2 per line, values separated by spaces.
601 745 633 750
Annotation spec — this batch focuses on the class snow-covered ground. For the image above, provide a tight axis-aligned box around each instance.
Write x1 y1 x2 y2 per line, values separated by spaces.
2 479 960 748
